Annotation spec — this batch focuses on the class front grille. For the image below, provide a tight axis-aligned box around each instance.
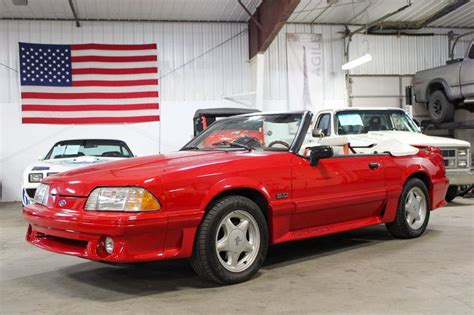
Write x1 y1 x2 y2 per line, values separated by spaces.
26 189 36 199
441 149 455 157
441 148 470 169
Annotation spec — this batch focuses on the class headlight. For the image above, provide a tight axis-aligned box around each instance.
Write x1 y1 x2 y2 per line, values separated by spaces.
34 184 49 205
29 173 43 183
458 149 467 156
458 160 467 168
84 187 161 212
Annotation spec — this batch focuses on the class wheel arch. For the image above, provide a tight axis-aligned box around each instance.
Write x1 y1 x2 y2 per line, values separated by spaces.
200 177 272 219
425 79 453 101
404 170 433 210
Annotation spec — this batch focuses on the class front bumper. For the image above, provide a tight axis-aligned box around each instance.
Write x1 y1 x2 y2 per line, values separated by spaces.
23 202 203 263
446 169 474 185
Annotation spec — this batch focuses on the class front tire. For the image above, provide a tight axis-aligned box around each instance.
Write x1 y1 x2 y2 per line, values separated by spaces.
191 196 268 284
386 178 430 239
428 90 455 124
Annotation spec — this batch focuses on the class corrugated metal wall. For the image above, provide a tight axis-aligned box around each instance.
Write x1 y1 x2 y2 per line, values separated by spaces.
263 24 474 108
349 28 474 75
0 20 250 201
0 20 250 103
263 24 347 110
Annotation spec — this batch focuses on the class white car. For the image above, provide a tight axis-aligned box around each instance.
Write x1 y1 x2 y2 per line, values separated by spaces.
311 108 473 202
22 139 135 206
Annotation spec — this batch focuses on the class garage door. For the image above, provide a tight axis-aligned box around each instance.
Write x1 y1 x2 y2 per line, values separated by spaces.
349 75 414 109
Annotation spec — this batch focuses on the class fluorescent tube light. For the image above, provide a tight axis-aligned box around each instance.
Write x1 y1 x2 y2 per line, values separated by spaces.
341 53 372 70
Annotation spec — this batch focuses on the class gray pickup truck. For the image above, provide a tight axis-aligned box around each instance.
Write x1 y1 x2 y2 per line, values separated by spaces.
414 40 474 124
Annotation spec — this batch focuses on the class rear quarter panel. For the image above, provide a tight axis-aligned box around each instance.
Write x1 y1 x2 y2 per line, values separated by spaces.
382 148 447 223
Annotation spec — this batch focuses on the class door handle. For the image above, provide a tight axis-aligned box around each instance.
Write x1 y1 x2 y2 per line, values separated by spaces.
368 162 380 169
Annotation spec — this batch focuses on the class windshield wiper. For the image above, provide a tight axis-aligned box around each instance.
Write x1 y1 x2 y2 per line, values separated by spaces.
212 141 252 151
181 146 200 151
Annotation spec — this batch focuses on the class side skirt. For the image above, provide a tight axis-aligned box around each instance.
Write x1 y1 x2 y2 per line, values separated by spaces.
275 216 383 244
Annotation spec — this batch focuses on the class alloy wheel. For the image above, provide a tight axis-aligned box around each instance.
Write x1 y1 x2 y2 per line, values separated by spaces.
215 210 260 273
405 187 427 230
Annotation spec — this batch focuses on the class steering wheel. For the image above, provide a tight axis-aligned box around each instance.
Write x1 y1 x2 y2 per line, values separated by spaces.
268 140 290 149
101 151 123 157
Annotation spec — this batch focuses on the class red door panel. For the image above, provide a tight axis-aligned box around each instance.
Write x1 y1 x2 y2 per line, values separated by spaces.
290 154 388 231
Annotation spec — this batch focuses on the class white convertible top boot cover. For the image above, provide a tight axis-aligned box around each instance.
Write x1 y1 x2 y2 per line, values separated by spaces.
348 133 419 156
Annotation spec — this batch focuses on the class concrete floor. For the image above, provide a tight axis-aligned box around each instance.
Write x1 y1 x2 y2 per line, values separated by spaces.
1 199 473 314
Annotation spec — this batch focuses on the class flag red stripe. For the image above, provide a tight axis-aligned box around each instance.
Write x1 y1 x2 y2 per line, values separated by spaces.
22 91 159 99
23 116 160 124
22 104 159 112
71 55 157 63
71 43 157 51
72 67 157 75
72 79 158 86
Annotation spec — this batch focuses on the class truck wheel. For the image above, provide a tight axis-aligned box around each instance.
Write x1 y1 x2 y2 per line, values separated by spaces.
386 178 430 239
191 196 268 284
428 90 455 124
445 185 459 202
458 185 473 197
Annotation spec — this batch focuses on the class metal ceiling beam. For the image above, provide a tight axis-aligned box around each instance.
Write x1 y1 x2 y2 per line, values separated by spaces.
367 0 469 33
347 2 412 36
248 0 301 59
68 0 80 27
238 0 263 31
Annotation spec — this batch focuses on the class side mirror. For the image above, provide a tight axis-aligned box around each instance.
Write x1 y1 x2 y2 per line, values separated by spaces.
312 128 325 138
308 146 333 166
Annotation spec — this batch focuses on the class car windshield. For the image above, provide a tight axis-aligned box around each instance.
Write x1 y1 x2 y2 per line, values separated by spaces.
335 110 419 135
183 113 304 151
44 140 133 159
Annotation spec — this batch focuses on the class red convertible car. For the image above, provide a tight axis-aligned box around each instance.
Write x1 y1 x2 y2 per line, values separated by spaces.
24 111 448 284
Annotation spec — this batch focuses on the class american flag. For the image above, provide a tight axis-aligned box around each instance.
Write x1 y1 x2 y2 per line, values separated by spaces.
19 42 160 124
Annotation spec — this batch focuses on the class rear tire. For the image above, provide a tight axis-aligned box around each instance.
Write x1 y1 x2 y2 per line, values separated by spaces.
445 185 459 202
428 90 455 124
191 196 268 285
386 178 430 239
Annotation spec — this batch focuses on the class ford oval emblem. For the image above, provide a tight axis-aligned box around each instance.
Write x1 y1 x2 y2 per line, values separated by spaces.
58 199 67 207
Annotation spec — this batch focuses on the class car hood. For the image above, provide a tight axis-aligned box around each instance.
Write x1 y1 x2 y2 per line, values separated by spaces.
364 131 470 148
43 150 248 197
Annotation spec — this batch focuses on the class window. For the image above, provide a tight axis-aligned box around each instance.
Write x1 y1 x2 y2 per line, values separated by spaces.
469 45 474 59
335 110 419 135
45 140 133 159
316 113 331 136
183 113 303 151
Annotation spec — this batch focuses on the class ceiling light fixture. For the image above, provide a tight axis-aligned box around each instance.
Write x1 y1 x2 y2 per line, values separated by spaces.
341 53 372 70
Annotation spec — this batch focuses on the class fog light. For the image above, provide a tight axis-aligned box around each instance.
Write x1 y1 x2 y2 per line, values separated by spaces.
104 237 114 254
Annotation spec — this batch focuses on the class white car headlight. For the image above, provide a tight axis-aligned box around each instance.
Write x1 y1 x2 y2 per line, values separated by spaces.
84 187 161 212
29 173 43 183
458 149 467 156
34 184 50 205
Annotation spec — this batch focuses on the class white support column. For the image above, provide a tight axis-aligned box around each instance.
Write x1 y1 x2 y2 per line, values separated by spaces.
250 53 265 111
